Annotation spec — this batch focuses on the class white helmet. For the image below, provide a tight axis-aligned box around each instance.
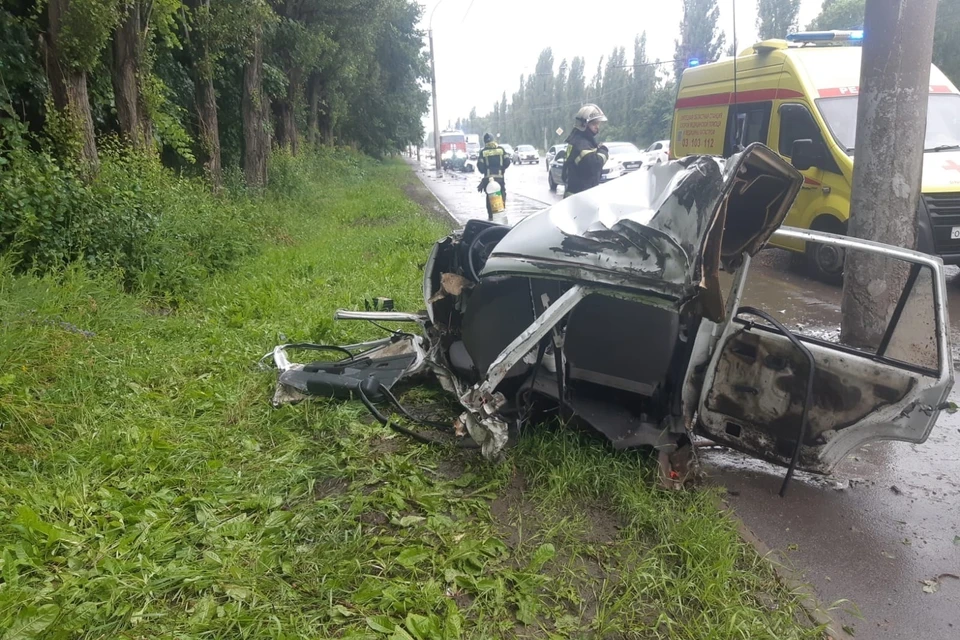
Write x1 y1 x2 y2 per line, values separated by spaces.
575 103 607 130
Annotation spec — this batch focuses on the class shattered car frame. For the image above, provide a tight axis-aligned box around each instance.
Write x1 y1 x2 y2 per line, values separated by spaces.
269 143 954 491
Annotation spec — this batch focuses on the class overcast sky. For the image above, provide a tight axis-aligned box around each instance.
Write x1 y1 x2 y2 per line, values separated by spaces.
417 0 826 130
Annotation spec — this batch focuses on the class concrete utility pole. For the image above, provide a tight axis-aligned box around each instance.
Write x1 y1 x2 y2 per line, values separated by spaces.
428 1 447 179
841 0 938 347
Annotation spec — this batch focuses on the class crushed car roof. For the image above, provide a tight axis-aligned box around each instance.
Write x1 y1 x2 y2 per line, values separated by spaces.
483 144 802 321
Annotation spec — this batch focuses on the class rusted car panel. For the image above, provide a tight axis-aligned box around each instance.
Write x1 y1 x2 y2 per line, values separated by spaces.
268 143 954 487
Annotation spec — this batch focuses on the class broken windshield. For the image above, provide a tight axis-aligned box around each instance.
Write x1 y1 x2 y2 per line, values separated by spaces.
817 93 960 153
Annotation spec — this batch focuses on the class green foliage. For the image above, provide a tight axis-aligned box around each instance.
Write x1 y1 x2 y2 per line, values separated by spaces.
59 0 120 72
756 0 801 40
806 0 863 30
0 158 823 638
0 122 264 301
0 8 46 120
807 0 960 86
674 0 725 81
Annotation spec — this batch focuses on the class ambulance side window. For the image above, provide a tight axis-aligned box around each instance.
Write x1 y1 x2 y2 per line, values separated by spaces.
723 102 772 156
778 103 821 157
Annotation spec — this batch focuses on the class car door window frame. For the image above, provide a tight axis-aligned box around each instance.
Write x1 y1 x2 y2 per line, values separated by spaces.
721 229 949 379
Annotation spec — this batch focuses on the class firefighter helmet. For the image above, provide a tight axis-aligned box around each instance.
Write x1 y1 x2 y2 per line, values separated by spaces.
574 104 608 130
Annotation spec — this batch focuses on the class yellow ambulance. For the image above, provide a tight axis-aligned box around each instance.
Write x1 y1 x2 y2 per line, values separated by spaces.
671 30 960 281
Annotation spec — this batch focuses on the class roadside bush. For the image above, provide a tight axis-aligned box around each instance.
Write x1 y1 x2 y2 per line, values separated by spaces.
0 124 268 302
267 144 367 200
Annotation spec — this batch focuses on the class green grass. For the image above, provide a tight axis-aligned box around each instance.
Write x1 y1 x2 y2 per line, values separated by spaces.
0 155 824 639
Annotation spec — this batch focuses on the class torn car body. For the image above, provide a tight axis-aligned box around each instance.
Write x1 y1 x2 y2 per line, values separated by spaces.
272 143 954 481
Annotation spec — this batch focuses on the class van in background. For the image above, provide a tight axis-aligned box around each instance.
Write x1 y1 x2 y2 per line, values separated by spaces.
671 30 960 281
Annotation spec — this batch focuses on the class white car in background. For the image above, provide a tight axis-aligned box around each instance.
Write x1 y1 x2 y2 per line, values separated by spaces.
641 140 670 165
516 144 540 164
604 142 645 174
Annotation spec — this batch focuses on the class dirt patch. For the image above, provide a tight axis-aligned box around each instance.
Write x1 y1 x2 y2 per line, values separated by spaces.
581 503 622 544
359 510 389 527
369 436 405 456
490 469 541 549
435 456 468 481
314 476 348 500
401 164 457 229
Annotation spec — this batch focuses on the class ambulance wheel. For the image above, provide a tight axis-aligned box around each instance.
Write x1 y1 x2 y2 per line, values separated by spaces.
805 217 847 285
548 173 558 192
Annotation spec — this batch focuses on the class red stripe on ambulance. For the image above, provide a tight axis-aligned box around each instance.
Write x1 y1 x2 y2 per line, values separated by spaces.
674 88 805 109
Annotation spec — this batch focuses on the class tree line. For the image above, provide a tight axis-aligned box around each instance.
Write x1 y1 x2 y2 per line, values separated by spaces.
456 0 960 151
0 0 429 189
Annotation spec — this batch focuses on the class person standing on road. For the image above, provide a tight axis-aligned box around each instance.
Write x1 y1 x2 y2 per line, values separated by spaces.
477 133 511 219
562 104 609 198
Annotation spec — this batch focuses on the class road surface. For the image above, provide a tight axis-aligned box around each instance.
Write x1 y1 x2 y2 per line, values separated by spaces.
411 156 960 640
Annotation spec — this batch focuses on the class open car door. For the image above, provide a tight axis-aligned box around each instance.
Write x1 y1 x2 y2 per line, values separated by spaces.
691 227 954 476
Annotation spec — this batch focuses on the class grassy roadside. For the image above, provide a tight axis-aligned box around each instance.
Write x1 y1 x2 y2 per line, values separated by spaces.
0 154 824 639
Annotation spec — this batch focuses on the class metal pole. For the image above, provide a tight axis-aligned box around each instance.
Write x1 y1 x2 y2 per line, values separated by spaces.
429 29 442 177
841 0 938 346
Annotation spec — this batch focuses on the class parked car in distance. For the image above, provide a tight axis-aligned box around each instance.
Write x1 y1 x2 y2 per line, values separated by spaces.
548 148 565 192
548 143 633 188
604 141 645 174
546 144 567 170
641 140 670 165
494 143 515 165
600 158 624 182
516 144 540 164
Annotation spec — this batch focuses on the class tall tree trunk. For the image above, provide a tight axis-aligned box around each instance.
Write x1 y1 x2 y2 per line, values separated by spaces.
113 1 151 148
242 25 268 189
273 66 301 154
44 0 98 168
318 84 334 146
286 66 300 154
195 64 221 190
306 73 319 146
185 0 221 190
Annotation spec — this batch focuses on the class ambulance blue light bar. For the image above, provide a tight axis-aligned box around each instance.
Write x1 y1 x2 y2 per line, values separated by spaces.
786 30 864 44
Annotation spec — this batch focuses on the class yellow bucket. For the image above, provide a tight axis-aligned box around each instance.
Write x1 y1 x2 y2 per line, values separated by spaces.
487 192 505 213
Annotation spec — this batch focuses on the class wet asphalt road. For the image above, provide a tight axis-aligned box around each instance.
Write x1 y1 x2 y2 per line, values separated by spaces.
412 158 960 639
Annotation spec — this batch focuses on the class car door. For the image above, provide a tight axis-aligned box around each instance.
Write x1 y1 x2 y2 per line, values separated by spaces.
689 229 954 474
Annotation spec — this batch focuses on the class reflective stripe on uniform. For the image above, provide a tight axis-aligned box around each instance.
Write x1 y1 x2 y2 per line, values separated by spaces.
574 148 597 165
481 148 505 177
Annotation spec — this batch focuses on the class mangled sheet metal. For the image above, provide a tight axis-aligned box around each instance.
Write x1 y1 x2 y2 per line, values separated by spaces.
267 142 953 490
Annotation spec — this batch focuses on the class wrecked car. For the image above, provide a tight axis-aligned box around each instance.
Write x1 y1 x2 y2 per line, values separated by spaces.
268 143 954 493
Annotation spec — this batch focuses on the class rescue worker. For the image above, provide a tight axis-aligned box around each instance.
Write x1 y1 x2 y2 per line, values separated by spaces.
562 104 609 197
476 133 510 219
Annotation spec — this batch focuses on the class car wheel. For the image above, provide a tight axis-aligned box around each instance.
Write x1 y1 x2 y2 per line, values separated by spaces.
548 172 557 192
805 217 847 285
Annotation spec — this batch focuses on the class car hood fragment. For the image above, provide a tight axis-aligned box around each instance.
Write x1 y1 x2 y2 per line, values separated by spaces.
484 143 801 321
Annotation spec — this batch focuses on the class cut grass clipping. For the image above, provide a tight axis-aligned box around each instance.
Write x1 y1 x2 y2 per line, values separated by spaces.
0 154 824 639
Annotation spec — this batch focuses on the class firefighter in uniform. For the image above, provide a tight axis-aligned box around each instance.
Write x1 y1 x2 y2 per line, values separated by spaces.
476 133 511 219
562 104 609 197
